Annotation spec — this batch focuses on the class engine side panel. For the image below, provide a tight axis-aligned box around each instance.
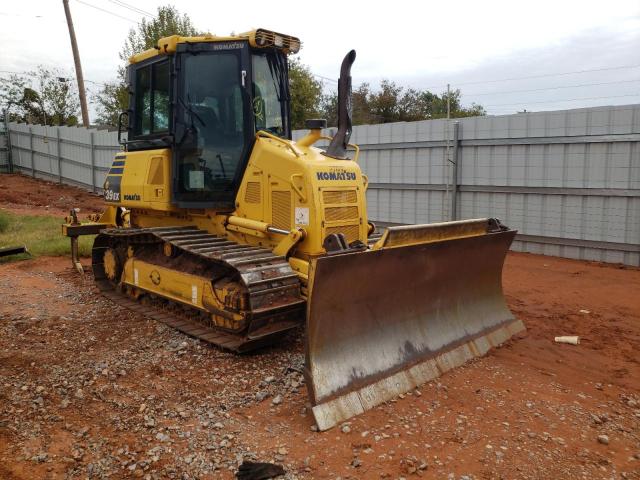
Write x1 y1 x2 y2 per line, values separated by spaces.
233 136 370 256
103 148 175 212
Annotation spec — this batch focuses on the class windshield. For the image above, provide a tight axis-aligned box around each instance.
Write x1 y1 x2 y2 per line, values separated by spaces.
251 51 290 138
175 50 248 205
172 45 291 206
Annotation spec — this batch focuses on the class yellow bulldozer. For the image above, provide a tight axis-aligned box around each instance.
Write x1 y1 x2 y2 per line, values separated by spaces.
63 29 524 430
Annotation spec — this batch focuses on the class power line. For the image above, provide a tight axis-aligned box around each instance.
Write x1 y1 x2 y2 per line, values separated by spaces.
465 79 640 97
85 79 109 86
0 12 43 18
313 73 338 84
484 93 640 108
0 69 109 87
424 64 640 91
459 64 640 86
0 11 67 24
74 0 138 23
108 0 153 16
107 0 154 18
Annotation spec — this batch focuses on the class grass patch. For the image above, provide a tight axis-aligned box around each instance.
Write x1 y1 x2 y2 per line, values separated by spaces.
0 209 94 262
0 211 8 233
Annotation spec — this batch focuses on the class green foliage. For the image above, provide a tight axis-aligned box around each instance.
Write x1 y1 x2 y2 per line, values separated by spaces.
93 81 130 128
320 80 486 126
0 210 94 263
94 5 199 126
288 58 323 130
319 83 378 127
0 210 9 233
0 75 28 118
369 80 403 123
0 67 79 126
120 5 199 62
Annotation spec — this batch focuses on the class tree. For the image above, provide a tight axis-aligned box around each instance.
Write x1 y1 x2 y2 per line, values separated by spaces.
93 81 129 128
0 66 79 125
369 80 404 123
288 58 323 130
320 81 486 126
94 5 199 125
120 5 198 61
0 74 29 118
417 89 486 119
352 84 375 125
39 68 80 126
320 83 375 127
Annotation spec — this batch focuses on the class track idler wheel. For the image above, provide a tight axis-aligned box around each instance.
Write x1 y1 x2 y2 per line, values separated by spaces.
103 247 123 285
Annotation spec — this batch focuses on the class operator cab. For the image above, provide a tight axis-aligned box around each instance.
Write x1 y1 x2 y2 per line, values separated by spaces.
124 30 299 209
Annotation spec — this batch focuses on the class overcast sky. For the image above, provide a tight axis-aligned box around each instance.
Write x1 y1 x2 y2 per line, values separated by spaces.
1 0 639 118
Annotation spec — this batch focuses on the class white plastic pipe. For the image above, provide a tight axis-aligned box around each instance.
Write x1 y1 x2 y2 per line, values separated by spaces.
554 336 580 345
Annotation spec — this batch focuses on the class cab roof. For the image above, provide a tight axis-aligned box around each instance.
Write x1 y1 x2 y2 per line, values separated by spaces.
129 28 301 64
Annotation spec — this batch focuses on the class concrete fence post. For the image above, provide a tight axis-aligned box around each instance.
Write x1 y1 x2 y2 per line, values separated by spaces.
90 131 96 193
450 121 460 221
29 126 35 177
56 127 62 184
4 112 13 173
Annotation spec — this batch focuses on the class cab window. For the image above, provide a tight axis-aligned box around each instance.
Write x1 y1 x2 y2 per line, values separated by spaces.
133 61 170 137
174 50 249 205
251 51 289 138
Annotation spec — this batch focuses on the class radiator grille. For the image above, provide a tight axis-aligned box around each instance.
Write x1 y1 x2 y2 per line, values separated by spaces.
325 206 359 222
325 225 360 244
244 182 261 204
271 191 291 230
323 190 357 205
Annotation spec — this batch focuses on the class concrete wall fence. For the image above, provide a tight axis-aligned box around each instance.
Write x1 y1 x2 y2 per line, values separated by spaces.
0 121 9 173
5 104 640 266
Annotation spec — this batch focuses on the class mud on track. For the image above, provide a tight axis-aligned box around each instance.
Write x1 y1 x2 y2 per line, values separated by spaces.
0 175 639 479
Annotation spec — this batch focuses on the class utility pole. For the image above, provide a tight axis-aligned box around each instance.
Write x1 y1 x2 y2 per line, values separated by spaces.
62 0 90 127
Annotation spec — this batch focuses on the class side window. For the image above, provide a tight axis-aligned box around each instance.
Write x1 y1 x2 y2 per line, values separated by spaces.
251 53 285 137
133 61 170 137
134 66 151 135
153 62 170 132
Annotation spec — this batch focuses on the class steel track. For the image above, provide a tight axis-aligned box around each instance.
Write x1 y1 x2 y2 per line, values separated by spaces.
92 226 305 353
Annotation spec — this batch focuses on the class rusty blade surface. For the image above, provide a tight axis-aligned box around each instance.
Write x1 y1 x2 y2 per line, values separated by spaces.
305 229 524 430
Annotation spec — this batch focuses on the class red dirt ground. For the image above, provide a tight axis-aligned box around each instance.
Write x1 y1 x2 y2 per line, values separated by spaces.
0 176 639 479
0 174 104 216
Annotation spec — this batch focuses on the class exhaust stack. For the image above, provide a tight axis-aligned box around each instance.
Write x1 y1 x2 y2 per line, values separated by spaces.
324 50 356 160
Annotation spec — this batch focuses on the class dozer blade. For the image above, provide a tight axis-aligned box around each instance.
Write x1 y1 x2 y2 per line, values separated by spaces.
305 218 525 431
